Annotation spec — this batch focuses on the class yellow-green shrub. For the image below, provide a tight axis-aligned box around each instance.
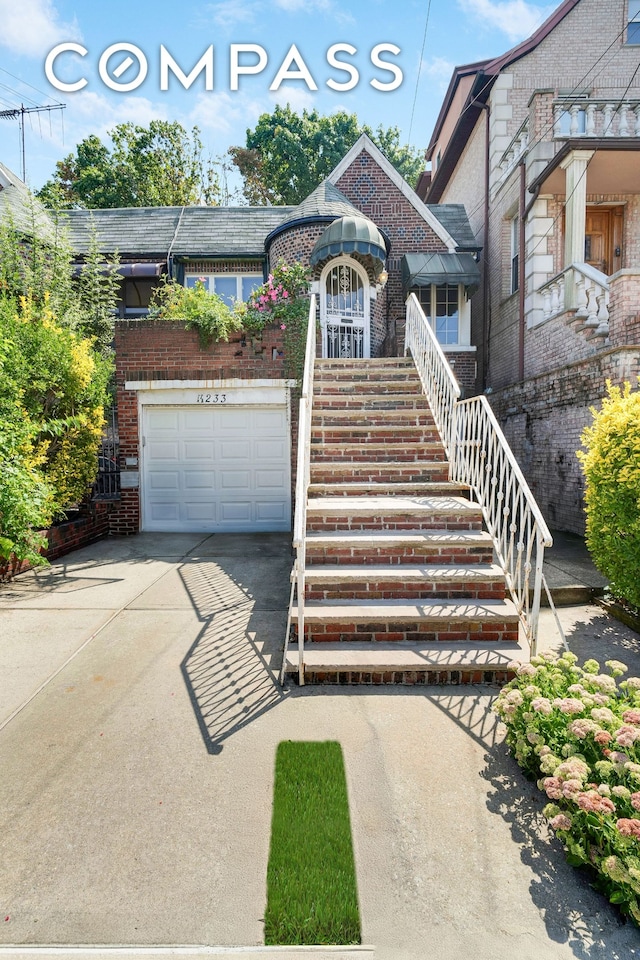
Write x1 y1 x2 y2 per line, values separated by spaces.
578 381 640 608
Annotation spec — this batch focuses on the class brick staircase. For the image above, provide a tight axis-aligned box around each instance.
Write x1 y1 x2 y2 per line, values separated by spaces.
283 357 526 685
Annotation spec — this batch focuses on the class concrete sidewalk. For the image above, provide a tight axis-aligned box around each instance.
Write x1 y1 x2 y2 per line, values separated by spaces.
0 532 639 960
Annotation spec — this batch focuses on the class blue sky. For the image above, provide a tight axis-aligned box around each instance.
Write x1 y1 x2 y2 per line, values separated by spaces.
0 0 557 196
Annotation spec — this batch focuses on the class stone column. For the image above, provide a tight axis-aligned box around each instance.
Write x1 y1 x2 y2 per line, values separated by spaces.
560 149 594 304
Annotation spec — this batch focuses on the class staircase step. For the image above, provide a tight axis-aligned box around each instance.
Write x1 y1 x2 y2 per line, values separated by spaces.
313 406 436 426
316 357 416 369
311 424 440 443
292 598 519 643
304 563 507 601
305 529 495 565
315 379 422 395
308 481 470 498
309 441 445 462
306 495 482 532
313 393 431 411
310 461 450 483
283 639 524 685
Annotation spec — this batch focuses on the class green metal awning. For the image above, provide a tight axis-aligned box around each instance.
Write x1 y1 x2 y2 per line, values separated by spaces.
402 252 480 294
310 215 389 267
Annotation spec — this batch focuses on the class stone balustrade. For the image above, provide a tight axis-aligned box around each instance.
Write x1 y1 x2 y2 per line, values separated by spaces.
538 263 610 337
553 99 640 138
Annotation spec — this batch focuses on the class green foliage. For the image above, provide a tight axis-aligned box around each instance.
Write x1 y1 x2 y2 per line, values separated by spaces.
577 381 640 608
0 205 117 569
265 741 361 945
230 105 423 204
38 121 220 209
494 651 640 926
149 278 241 347
236 260 311 380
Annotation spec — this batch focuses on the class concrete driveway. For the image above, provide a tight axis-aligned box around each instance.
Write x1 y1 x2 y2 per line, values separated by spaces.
1 533 640 959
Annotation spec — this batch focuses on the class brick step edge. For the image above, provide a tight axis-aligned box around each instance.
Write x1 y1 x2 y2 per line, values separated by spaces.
283 640 525 684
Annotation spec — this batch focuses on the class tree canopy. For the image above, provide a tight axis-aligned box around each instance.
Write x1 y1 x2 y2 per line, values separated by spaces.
229 105 424 205
37 121 220 209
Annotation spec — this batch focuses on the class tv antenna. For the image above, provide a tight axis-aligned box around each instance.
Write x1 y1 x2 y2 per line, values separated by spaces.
0 102 66 182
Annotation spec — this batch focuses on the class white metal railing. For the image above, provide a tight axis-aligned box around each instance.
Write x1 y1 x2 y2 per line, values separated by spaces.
452 396 553 653
404 293 461 463
280 295 317 686
404 295 553 654
538 262 610 335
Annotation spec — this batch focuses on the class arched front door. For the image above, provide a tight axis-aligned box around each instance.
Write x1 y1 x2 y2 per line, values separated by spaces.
320 258 370 359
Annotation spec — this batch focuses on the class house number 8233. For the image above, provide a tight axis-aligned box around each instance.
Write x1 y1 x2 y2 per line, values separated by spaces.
196 393 227 403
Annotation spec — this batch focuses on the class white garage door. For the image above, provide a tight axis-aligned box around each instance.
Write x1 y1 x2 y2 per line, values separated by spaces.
142 405 290 532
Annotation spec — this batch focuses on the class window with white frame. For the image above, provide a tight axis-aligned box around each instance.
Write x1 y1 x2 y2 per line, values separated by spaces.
184 273 263 307
629 0 640 43
415 284 465 346
510 215 520 295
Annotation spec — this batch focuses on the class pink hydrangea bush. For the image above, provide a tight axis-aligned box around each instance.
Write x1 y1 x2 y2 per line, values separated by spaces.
494 651 640 925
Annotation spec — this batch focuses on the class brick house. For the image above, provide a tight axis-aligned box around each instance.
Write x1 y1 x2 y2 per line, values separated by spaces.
63 135 480 536
419 0 640 534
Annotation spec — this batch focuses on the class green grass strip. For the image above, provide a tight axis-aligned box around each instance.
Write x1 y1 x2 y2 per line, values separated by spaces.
264 740 361 945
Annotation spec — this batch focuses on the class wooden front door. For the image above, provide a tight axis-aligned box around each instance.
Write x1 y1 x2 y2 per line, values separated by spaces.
585 206 623 276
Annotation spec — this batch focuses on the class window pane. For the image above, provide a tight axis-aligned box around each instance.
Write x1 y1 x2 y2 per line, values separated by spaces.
434 285 459 345
213 276 237 306
629 0 640 41
185 275 210 290
242 275 262 301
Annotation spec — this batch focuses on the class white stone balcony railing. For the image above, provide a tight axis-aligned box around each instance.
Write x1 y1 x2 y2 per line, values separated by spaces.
496 120 529 182
554 99 640 139
538 262 610 336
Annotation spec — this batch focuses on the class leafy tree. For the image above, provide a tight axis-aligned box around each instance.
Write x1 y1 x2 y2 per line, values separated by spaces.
229 106 424 204
578 381 640 608
38 121 220 209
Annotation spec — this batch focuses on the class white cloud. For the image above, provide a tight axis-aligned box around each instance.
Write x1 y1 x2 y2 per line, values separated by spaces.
268 85 317 114
421 56 455 93
0 0 81 57
457 0 555 43
200 1 259 29
189 90 266 139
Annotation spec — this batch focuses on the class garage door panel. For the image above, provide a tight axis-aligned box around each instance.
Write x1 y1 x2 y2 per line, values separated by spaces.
219 410 251 432
183 409 215 430
256 470 286 489
219 501 252 522
148 441 180 460
255 409 286 430
183 441 215 461
148 410 180 430
149 471 180 490
184 502 217 521
256 501 288 521
256 439 286 459
221 470 250 489
142 404 290 532
148 502 181 522
184 471 215 490
220 439 252 460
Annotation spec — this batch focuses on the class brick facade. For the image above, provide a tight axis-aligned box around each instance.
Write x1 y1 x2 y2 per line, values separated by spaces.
111 319 292 535
430 0 640 533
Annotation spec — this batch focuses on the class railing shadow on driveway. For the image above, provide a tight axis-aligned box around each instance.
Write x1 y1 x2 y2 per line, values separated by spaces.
177 536 293 755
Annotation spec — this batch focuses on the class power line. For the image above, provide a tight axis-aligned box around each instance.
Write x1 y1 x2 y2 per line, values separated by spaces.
407 0 433 147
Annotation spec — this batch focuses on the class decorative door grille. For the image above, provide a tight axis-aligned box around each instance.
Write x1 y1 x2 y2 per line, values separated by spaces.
323 262 368 359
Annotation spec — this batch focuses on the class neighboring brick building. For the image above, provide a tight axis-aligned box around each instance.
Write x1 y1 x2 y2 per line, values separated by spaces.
61 135 480 535
420 0 640 534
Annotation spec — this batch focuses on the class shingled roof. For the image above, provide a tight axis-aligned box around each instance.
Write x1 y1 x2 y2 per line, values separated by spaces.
63 205 295 259
0 162 55 240
426 204 479 251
